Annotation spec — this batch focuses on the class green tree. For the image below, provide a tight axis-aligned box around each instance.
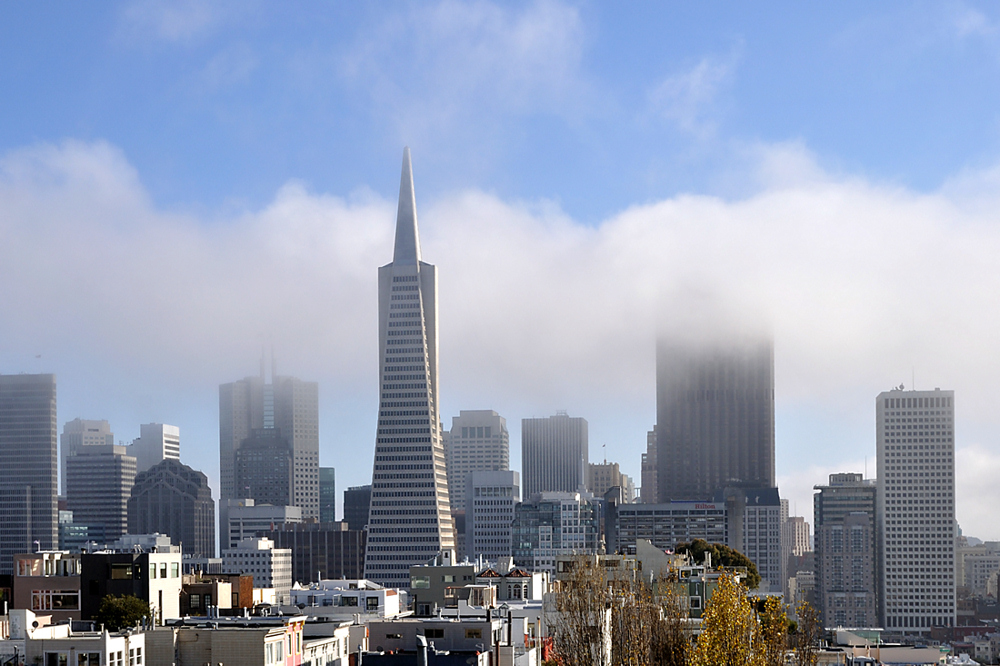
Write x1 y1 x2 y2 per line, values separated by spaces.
675 539 761 589
691 573 763 666
93 595 152 632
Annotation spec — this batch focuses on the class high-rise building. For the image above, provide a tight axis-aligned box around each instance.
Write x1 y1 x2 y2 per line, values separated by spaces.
587 461 635 501
131 423 180 474
65 443 136 541
263 521 367 584
363 148 456 588
344 485 372 531
521 412 588 498
655 335 774 501
0 373 58 574
814 473 877 628
320 467 336 523
224 498 302 550
511 492 600 575
60 418 114 495
219 361 320 538
128 458 216 558
444 410 509 513
221 537 292 605
877 388 956 633
466 470 519 562
640 430 657 503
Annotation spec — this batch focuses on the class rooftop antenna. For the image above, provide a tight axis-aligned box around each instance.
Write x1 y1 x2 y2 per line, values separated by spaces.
603 444 606 465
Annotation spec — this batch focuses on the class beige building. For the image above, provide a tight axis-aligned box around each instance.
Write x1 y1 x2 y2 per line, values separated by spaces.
587 461 635 501
222 537 293 605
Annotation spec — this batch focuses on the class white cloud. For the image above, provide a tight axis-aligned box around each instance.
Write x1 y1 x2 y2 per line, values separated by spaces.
648 47 740 136
3 140 1000 538
336 0 590 147
118 0 232 43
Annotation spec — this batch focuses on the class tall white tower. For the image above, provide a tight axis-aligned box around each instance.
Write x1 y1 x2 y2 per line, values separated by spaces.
364 148 455 588
877 388 956 634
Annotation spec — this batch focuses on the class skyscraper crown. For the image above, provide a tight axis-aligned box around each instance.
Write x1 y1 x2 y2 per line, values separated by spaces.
392 147 421 265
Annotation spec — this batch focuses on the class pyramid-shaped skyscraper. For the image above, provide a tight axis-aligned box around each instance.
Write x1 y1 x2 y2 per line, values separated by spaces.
363 148 456 587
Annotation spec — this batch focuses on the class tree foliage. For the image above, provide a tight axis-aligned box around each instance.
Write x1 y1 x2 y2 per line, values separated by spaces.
93 594 152 632
691 573 764 666
675 539 761 589
790 601 820 666
758 595 788 666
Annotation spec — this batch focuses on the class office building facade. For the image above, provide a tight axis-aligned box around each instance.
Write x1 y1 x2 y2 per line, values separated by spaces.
444 410 509 512
263 521 367 584
588 461 635 501
511 492 600 575
363 148 456 587
224 498 302 550
128 459 216 558
640 430 657 503
219 363 320 527
521 412 589 498
655 335 774 501
131 423 180 474
65 443 136 541
59 418 114 495
0 373 59 574
319 467 336 523
614 500 729 554
466 470 519 562
222 538 293 605
877 388 956 633
344 485 371 531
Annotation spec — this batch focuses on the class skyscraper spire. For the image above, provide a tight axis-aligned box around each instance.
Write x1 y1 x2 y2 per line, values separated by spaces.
392 147 421 266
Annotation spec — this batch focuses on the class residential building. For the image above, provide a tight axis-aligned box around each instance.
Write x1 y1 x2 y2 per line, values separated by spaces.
588 461 635 501
408 551 476 616
0 609 145 666
511 492 600 575
219 356 320 537
13 551 82 622
444 410 510 514
343 485 371 531
131 422 180 474
521 412 589 498
128 458 216 558
655 334 774 501
475 562 548 602
289 579 405 619
640 430 657 503
225 498 302 549
148 615 307 666
877 388 956 633
181 572 254 613
814 472 878 628
59 418 114 495
222 537 293 605
0 373 58 574
80 549 183 624
466 470 519 562
363 148 456 588
320 467 336 523
957 542 1000 598
263 521 367 584
65 443 136 541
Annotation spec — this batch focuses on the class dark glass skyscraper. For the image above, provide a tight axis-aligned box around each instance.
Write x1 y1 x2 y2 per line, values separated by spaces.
655 335 774 501
0 373 58 574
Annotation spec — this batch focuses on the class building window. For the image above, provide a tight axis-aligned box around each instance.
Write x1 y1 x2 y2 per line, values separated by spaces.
367 597 379 611
466 629 482 639
190 594 201 609
171 563 180 578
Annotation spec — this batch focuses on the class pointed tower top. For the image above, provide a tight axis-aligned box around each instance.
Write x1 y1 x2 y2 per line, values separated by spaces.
393 146 421 265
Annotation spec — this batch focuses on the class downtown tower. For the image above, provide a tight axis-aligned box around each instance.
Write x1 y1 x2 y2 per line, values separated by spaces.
364 149 456 587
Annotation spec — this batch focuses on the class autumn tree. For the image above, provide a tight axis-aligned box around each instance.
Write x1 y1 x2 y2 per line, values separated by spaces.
757 595 788 666
675 539 761 589
691 573 763 666
93 594 153 632
790 600 820 666
649 576 691 666
551 560 613 666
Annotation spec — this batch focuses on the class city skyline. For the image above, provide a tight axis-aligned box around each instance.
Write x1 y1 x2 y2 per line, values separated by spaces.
6 3 1000 540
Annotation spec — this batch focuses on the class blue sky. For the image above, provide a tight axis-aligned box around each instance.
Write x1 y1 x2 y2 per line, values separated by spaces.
3 1 1000 537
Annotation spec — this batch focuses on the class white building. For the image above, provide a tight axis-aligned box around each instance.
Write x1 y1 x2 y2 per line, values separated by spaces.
224 498 302 549
222 537 293 605
877 388 956 633
0 609 145 666
466 470 519 561
290 579 406 618
131 422 180 473
364 148 457 588
444 410 510 512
